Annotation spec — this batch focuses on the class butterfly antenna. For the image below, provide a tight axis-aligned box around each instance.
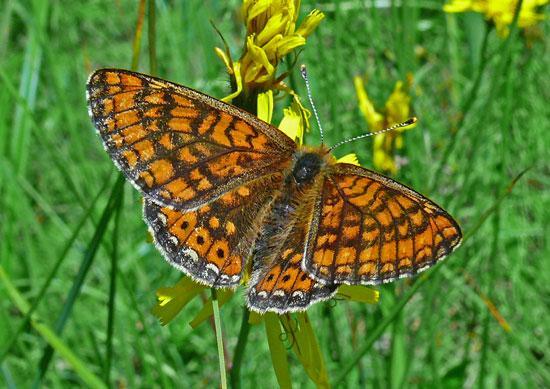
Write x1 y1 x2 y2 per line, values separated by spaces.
329 117 417 152
300 65 324 145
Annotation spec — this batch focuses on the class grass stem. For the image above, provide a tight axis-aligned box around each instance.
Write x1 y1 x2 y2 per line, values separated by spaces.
211 289 228 389
230 307 251 389
104 187 124 384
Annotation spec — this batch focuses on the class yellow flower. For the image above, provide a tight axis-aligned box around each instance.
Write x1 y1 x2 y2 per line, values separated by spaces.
216 0 324 102
444 0 549 37
354 76 415 175
278 92 311 144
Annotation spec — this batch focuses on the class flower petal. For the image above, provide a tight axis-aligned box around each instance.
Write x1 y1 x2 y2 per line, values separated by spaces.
337 285 380 304
279 313 330 387
296 9 325 37
256 13 287 46
151 277 206 325
354 75 384 131
385 80 413 126
244 36 275 82
265 313 292 388
242 0 271 31
336 153 360 166
274 35 306 57
257 90 274 123
279 108 302 143
278 93 310 145
214 47 233 74
443 0 475 13
373 134 397 174
221 62 243 102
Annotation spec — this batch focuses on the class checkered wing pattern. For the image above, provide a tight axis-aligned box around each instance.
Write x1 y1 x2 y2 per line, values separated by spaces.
144 172 286 287
87 69 296 210
303 163 462 285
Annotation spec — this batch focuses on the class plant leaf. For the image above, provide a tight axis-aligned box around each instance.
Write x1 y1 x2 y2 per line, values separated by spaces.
265 313 292 389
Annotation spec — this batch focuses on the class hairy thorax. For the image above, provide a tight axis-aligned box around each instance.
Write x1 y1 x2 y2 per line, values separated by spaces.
251 145 335 271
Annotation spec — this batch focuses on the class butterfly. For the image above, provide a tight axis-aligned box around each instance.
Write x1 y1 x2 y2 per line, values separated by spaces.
86 69 462 314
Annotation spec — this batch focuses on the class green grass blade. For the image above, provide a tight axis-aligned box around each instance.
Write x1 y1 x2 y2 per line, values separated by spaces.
148 0 157 74
104 187 124 384
230 307 251 389
0 266 106 389
0 178 110 363
131 0 147 70
118 272 171 387
211 289 228 389
32 175 125 385
389 311 406 389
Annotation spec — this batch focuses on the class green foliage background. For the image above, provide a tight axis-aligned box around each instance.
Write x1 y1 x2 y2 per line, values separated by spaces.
1 0 548 387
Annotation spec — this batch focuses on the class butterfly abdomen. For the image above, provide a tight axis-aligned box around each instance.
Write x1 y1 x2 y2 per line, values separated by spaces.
251 193 295 270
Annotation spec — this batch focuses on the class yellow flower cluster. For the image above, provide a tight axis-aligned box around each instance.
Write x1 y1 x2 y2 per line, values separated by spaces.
354 76 415 175
216 0 324 101
444 0 548 37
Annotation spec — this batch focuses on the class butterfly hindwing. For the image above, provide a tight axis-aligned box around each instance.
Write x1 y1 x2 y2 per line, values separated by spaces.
303 163 462 285
247 224 338 313
144 172 286 287
87 69 295 210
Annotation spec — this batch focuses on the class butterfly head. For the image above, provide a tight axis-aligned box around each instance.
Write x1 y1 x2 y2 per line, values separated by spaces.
293 152 322 184
291 145 335 185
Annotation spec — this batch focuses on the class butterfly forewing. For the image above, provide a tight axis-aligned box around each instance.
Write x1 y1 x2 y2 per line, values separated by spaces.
87 69 296 210
303 163 462 285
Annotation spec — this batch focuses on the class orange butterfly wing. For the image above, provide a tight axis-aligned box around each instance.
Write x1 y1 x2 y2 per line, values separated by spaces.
87 69 295 210
303 163 462 285
144 172 286 287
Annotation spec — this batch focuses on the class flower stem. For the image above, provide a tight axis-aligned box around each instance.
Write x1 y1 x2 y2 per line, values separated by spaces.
230 307 251 388
211 289 228 389
148 0 157 75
